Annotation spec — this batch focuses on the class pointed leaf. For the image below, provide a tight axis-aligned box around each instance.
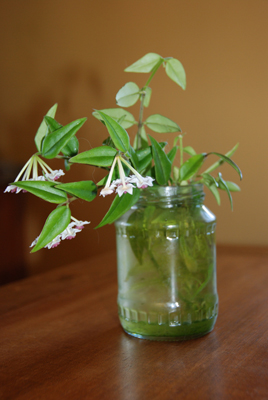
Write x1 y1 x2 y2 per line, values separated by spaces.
11 180 67 203
167 146 178 164
31 206 71 252
34 104 58 152
143 87 152 107
133 126 148 150
44 116 62 132
124 53 163 73
149 135 171 185
57 181 97 202
224 181 241 192
165 58 186 90
115 82 140 107
96 188 140 228
70 146 117 167
127 146 139 171
209 152 243 180
218 173 233 210
204 181 221 205
203 143 240 175
61 136 79 157
42 118 87 159
97 111 130 152
184 146 196 156
179 154 207 182
145 114 181 133
92 108 136 129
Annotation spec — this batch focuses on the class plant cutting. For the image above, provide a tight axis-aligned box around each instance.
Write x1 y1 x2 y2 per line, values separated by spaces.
5 52 242 340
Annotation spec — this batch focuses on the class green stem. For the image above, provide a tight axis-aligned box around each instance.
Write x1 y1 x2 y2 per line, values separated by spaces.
179 135 183 168
136 59 164 150
144 59 164 88
137 92 146 149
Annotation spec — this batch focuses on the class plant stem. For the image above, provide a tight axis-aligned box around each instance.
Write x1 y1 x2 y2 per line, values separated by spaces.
137 92 146 149
136 59 164 149
179 135 183 167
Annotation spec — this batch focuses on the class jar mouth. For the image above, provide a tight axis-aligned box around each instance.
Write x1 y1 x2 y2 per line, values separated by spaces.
136 183 204 206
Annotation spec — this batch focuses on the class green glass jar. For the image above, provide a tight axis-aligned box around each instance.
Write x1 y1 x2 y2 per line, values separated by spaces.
115 184 218 341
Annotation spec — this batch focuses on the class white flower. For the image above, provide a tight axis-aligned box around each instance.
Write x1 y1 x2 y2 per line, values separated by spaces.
30 218 91 250
45 236 61 249
72 219 91 230
128 175 154 189
4 185 21 194
116 183 134 197
4 155 64 194
100 184 116 197
45 169 65 181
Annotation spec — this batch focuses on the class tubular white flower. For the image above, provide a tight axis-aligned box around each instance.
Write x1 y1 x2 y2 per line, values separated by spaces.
45 169 65 181
116 183 134 197
70 217 91 230
129 175 154 188
30 218 91 250
99 156 117 197
4 154 65 194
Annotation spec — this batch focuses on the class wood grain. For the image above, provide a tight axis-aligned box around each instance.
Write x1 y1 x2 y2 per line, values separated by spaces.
0 247 267 400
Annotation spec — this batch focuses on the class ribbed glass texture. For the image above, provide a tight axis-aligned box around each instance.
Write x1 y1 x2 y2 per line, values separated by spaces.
115 184 218 340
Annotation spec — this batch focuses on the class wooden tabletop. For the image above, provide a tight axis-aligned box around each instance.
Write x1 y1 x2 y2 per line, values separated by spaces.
0 246 268 400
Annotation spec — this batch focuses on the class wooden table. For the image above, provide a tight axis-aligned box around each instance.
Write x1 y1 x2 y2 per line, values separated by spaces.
0 246 267 400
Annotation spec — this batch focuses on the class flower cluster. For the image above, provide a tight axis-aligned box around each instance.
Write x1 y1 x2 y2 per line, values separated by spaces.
4 154 65 193
30 217 90 249
100 155 154 197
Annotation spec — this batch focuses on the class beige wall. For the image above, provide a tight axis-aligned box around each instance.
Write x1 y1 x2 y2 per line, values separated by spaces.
0 0 267 275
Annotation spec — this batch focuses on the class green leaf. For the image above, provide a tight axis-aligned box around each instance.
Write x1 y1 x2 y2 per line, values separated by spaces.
92 108 136 129
127 146 139 171
136 146 152 173
97 111 130 152
96 188 140 228
167 146 178 164
11 180 67 204
224 181 241 192
173 166 180 182
179 153 207 182
70 146 117 167
115 82 140 107
149 135 171 185
44 116 62 132
208 152 243 180
165 58 186 90
218 173 233 210
183 146 196 156
143 87 152 107
203 143 240 175
34 104 58 152
124 53 163 73
61 136 79 157
42 118 87 159
31 206 71 252
56 181 97 202
133 126 149 150
145 114 181 133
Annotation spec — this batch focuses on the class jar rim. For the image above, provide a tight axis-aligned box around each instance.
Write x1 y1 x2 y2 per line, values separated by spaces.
137 183 205 204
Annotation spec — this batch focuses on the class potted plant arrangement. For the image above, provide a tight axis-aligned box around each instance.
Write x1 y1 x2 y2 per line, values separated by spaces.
5 53 242 340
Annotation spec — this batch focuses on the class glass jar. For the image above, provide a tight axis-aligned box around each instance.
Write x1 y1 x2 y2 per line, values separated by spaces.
115 184 218 341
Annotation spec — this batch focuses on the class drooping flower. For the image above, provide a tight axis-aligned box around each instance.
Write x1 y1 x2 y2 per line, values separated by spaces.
30 217 90 250
4 154 65 194
99 156 117 197
99 155 154 197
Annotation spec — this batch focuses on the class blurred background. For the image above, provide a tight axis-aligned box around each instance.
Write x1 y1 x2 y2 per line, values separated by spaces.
0 0 267 283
